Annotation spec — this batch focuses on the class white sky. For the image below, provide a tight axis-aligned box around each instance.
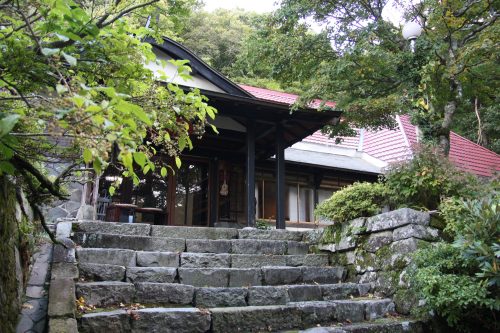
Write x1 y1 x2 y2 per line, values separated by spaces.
202 0 406 26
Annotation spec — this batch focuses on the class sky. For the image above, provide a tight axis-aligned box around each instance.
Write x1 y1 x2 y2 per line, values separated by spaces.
202 0 407 26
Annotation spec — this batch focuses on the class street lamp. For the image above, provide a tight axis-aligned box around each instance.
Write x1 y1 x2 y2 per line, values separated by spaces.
402 21 423 52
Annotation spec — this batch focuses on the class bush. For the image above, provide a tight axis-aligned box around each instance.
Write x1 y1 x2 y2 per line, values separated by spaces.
410 193 500 332
383 145 480 210
314 182 387 224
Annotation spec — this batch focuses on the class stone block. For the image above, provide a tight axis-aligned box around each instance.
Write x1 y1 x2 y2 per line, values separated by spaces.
51 262 78 281
333 300 365 322
136 251 179 267
126 267 177 283
181 253 230 268
48 279 75 318
152 225 238 239
231 254 286 268
48 318 78 333
238 229 304 241
393 224 439 241
75 233 186 252
231 239 287 255
194 287 247 307
287 285 322 302
363 299 395 320
79 263 125 281
178 268 229 287
228 268 262 287
365 208 430 232
185 239 231 253
210 305 301 332
302 229 324 244
75 282 134 307
26 285 45 298
301 267 345 284
389 238 422 256
358 271 378 284
262 267 302 285
75 221 151 236
46 207 69 222
349 217 367 235
52 238 76 263
285 254 329 267
76 248 136 267
55 222 72 238
320 284 360 300
247 286 288 306
135 282 194 305
287 241 310 255
291 301 337 327
79 310 130 333
364 231 393 253
131 308 211 333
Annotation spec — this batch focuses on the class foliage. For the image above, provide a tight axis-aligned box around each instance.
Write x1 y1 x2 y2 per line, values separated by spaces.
255 219 272 230
314 182 387 224
410 194 500 332
263 0 500 154
0 0 214 240
383 145 480 210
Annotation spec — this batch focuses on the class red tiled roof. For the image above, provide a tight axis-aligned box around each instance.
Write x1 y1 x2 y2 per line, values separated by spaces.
240 84 336 109
241 85 500 177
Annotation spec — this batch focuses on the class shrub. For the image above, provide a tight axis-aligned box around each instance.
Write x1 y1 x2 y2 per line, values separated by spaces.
410 193 500 332
383 144 480 210
314 182 387 224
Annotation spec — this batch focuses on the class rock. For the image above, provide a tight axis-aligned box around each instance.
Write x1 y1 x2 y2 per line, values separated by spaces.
365 208 430 232
349 218 367 235
79 263 126 281
55 222 72 238
389 238 422 256
302 229 324 244
287 241 310 255
151 225 238 239
333 300 365 322
47 207 69 222
363 299 395 320
231 254 286 268
75 233 185 252
136 251 179 267
238 229 304 241
75 222 151 236
126 267 177 283
180 253 230 268
194 287 247 307
320 284 360 300
69 189 82 202
301 267 345 284
135 282 194 305
75 282 134 307
131 308 211 333
287 285 322 302
358 272 378 284
185 239 232 253
285 254 329 267
247 286 288 306
48 318 78 333
76 205 94 220
48 279 75 318
393 224 439 241
228 268 262 287
52 238 76 263
178 268 229 287
231 239 287 255
364 231 393 253
262 267 302 285
79 310 130 333
76 248 136 267
291 301 337 327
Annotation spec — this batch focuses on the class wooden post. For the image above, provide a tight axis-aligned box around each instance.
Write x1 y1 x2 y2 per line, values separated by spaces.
275 123 286 229
246 118 256 227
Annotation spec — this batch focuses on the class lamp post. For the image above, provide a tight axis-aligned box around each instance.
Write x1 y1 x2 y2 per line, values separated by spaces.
402 21 423 52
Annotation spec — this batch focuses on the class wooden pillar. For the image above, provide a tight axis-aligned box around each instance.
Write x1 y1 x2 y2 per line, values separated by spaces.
209 158 218 227
313 172 323 207
275 123 286 229
246 118 256 227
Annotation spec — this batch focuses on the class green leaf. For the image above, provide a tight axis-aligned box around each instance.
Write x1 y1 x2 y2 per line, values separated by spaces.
62 52 77 66
115 100 152 125
178 136 186 151
72 96 85 108
175 156 182 169
41 48 60 56
210 124 219 134
0 161 15 175
161 166 167 177
56 84 68 95
143 164 151 175
133 152 146 168
0 114 20 138
83 148 92 164
109 185 116 196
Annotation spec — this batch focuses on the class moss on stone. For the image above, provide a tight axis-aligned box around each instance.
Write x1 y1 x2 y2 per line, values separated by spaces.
319 223 343 244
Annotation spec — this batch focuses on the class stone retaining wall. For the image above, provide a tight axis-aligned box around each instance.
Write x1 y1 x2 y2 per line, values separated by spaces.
316 208 442 314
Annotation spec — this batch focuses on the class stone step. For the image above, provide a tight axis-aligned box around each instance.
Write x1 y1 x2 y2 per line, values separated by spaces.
287 319 425 333
75 281 369 308
78 299 393 333
76 249 328 271
74 232 311 254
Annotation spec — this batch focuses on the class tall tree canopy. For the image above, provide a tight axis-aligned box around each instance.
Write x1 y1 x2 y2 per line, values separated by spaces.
0 0 215 237
254 0 500 154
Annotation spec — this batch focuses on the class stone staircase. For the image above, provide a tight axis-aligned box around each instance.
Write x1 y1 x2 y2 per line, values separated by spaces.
65 222 423 332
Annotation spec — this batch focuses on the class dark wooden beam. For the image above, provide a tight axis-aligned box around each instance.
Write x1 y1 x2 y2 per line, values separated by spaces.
246 117 256 227
209 158 219 227
275 122 286 229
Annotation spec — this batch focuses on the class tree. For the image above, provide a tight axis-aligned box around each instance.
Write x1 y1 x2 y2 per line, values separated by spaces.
0 0 216 240
265 0 499 154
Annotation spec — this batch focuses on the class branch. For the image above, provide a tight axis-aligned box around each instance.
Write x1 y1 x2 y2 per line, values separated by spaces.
99 0 159 27
461 13 498 46
54 162 80 188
